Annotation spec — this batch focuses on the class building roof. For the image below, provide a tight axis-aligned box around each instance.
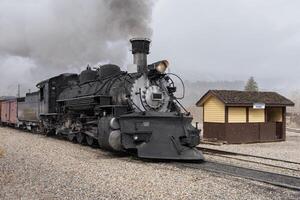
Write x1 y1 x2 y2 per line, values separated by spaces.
196 90 294 107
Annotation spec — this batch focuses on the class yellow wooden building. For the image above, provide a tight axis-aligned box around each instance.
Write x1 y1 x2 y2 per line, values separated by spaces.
196 90 294 143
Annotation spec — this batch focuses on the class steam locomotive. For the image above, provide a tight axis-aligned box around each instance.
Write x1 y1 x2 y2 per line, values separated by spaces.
1 39 204 160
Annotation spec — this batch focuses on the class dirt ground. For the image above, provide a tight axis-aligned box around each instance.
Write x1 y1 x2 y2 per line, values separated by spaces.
0 127 299 200
0 147 3 157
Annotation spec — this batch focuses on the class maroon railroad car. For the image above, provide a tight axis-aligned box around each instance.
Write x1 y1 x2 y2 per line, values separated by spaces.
1 99 18 125
0 100 2 122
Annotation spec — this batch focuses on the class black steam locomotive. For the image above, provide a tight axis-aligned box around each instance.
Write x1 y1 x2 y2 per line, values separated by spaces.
14 39 204 160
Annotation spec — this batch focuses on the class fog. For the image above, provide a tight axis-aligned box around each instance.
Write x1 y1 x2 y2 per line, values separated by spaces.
1 0 300 97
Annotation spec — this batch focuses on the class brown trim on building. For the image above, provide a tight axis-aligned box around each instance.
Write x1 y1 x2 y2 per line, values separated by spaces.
225 106 228 123
282 107 286 140
202 105 205 123
264 108 268 122
246 107 249 123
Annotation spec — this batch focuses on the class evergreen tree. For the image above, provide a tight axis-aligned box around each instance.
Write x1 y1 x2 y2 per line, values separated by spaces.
244 76 259 91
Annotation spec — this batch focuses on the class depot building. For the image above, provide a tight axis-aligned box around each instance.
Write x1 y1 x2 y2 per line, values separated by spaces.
196 90 294 144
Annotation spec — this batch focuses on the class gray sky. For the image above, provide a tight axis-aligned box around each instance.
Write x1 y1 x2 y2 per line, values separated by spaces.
149 0 300 92
1 0 300 95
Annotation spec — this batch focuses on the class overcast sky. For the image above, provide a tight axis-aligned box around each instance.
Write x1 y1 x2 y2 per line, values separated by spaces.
1 0 300 95
149 0 300 92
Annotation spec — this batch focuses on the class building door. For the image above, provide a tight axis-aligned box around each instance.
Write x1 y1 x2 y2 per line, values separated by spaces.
276 122 283 139
266 107 283 140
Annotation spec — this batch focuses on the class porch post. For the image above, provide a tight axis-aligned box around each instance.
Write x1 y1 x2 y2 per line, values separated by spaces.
246 107 249 123
225 106 228 123
282 107 286 140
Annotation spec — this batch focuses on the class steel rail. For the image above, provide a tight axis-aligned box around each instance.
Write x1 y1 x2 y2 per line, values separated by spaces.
181 161 300 191
203 152 300 172
198 147 300 165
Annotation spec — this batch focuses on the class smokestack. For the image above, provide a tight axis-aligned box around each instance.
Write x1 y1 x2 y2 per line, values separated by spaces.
130 38 151 74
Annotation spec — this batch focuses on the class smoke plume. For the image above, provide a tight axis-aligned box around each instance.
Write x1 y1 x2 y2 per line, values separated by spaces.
0 0 154 96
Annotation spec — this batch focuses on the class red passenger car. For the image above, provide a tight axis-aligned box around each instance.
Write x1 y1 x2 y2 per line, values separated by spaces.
1 99 18 125
0 100 2 122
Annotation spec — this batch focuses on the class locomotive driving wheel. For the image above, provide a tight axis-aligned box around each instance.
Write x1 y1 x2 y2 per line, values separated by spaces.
86 135 95 146
76 132 86 144
67 133 75 142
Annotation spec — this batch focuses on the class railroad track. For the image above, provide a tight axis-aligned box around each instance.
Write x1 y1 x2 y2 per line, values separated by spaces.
198 147 300 172
181 161 300 191
287 128 300 133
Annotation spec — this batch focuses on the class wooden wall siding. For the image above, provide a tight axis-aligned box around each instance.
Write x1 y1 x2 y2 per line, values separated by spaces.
204 122 285 143
249 108 265 123
225 123 260 143
228 107 247 123
267 108 283 122
260 123 277 141
203 96 225 123
203 122 226 141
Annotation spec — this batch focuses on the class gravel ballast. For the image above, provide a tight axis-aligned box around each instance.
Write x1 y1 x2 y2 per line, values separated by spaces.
1 127 299 199
200 131 300 163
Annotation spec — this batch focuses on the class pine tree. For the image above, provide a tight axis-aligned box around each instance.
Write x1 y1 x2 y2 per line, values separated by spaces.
244 76 259 91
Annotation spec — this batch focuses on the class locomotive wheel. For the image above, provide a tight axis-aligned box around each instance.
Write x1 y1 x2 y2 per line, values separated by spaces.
76 132 86 144
32 127 38 134
86 135 95 146
45 129 55 137
68 133 75 142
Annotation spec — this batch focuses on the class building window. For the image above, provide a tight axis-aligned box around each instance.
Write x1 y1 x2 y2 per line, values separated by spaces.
266 108 283 122
228 107 247 123
249 108 265 123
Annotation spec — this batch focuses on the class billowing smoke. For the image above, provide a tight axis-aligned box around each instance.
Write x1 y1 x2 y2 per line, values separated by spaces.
0 0 154 96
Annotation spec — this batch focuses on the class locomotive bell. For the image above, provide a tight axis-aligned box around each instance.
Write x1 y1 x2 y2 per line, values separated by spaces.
130 38 151 74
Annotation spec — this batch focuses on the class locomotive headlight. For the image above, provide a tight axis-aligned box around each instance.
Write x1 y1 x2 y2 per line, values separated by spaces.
148 60 169 74
155 60 169 74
